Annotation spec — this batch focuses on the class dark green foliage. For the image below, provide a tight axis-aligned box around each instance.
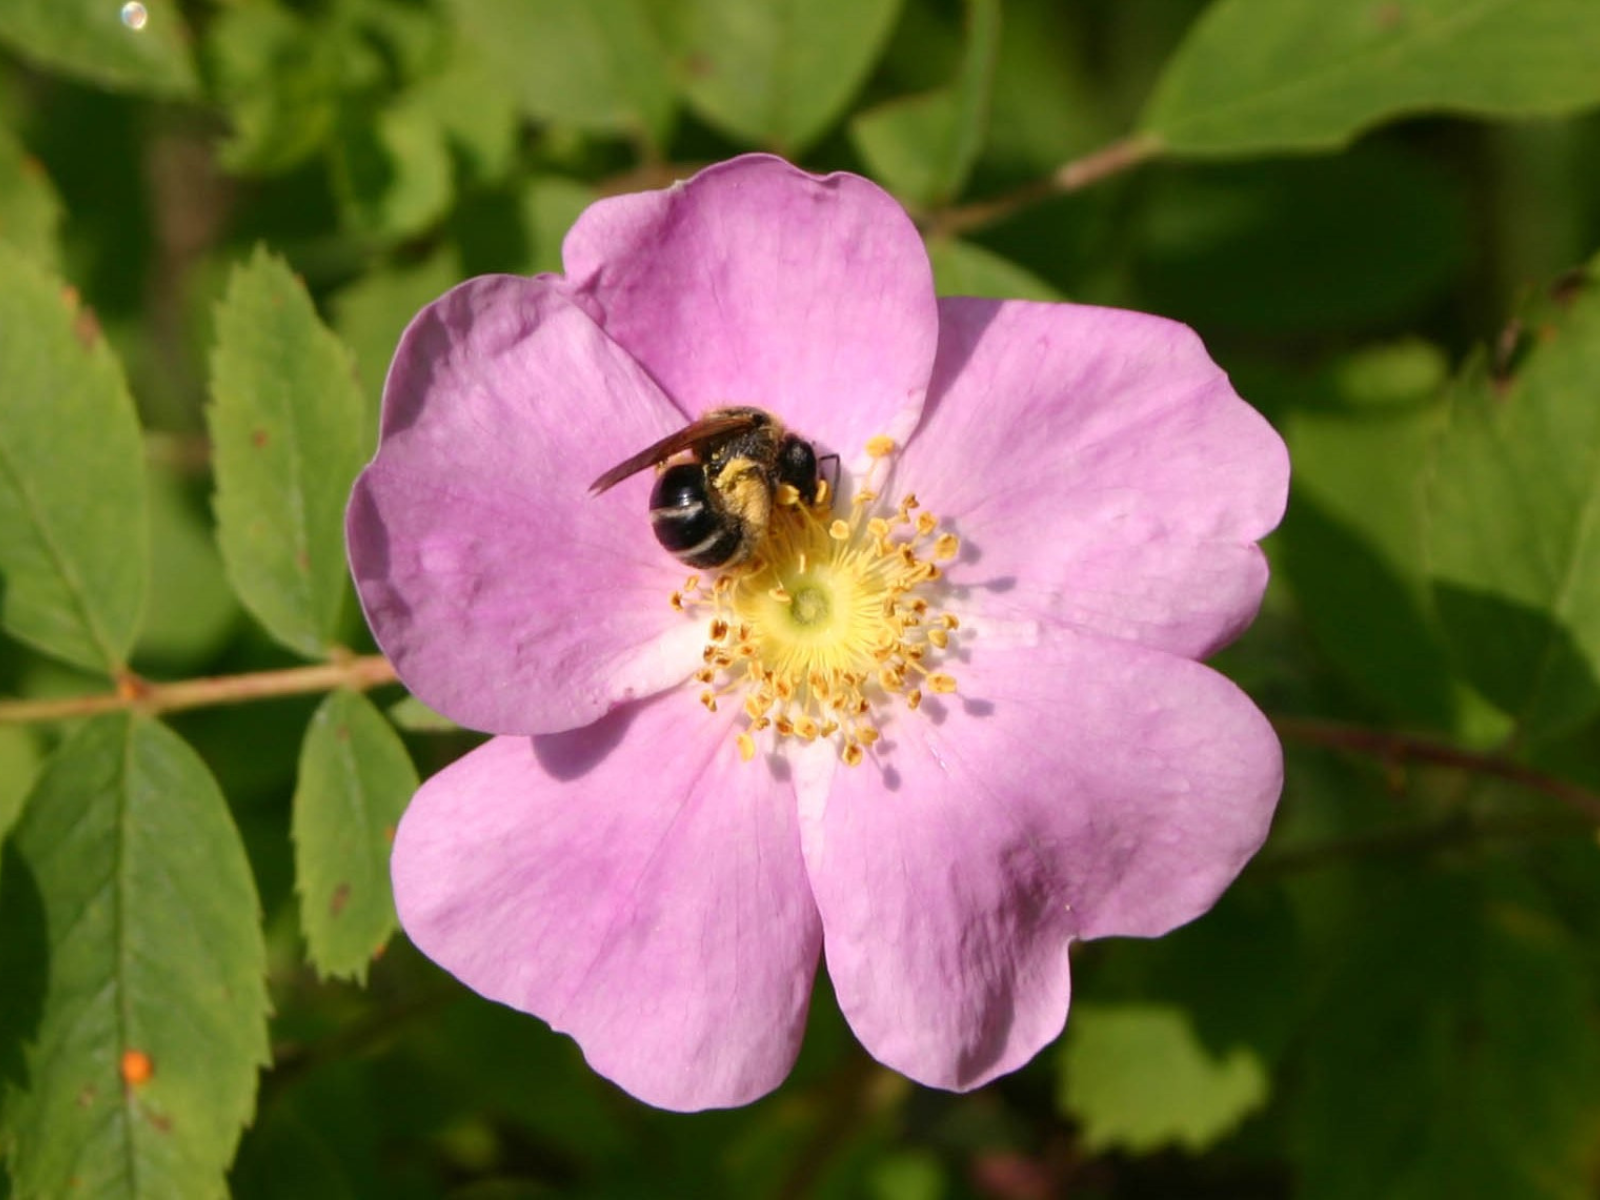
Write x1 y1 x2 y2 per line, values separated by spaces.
4 0 1600 1195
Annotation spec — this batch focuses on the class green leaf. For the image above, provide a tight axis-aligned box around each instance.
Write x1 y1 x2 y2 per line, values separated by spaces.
867 1150 947 1200
0 715 270 1200
208 247 367 660
658 0 904 152
385 693 459 733
0 126 62 272
981 0 1106 179
0 243 148 675
335 0 450 86
849 0 1000 208
1134 147 1468 336
293 689 418 982
926 236 1064 302
329 98 454 242
1425 278 1600 738
450 0 675 149
1143 0 1600 157
0 727 39 832
1060 1002 1269 1154
133 466 240 669
0 726 41 894
515 176 597 276
1279 342 1461 727
0 0 197 98
414 40 522 187
1295 869 1598 1200
205 3 343 176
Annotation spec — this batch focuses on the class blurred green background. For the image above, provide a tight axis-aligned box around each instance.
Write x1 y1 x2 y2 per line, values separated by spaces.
4 0 1600 1196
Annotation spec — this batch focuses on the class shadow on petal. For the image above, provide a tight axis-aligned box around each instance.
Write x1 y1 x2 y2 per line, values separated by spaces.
534 701 640 781
346 479 407 625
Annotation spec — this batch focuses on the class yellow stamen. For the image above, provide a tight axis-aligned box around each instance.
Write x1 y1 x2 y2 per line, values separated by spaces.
670 431 965 762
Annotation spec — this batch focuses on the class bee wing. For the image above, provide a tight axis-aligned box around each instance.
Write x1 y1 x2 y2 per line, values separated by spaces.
588 412 760 494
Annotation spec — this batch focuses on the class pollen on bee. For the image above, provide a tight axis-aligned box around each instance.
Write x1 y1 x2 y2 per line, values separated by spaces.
671 436 963 765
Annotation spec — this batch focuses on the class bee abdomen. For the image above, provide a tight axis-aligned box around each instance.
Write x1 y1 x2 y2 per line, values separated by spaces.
649 463 743 568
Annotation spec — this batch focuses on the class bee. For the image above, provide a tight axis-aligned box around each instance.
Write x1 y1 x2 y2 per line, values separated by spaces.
589 406 823 569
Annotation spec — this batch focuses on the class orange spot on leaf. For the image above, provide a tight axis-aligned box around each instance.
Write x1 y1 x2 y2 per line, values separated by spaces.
73 306 102 349
1373 2 1404 30
330 882 351 917
120 1049 154 1087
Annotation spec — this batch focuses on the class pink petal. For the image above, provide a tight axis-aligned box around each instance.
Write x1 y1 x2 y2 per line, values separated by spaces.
392 700 824 1111
561 155 937 458
798 629 1281 1091
348 274 707 735
897 298 1289 660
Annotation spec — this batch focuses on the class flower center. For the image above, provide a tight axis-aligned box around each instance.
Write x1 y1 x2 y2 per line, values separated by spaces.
671 440 961 766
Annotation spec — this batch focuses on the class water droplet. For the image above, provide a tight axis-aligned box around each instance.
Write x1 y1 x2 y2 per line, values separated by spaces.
120 1 148 30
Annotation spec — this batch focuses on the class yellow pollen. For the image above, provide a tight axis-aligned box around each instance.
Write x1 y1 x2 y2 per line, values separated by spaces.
669 440 965 763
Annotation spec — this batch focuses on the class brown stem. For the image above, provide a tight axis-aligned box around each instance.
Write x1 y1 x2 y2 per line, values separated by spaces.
1254 811 1584 878
1273 716 1600 824
0 653 399 724
927 134 1161 238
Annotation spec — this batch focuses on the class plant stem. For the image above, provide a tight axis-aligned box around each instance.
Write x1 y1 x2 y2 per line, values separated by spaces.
927 134 1161 238
0 653 398 724
1254 810 1585 878
1273 716 1600 824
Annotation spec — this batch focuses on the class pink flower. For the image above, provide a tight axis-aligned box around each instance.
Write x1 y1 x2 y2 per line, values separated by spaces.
347 155 1289 1112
